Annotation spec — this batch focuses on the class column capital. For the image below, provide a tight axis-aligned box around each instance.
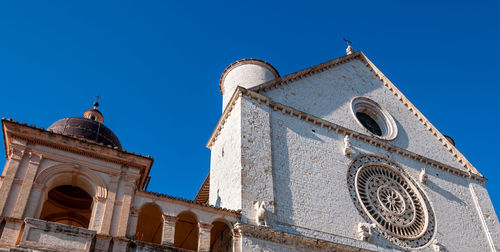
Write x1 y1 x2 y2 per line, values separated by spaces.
130 208 140 216
198 222 213 231
8 147 25 161
162 214 178 223
28 151 42 164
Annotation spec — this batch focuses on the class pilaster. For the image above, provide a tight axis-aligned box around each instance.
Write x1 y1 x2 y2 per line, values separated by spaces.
232 228 242 252
0 146 26 216
240 97 275 223
22 183 43 218
161 215 177 246
115 176 136 237
11 152 42 218
126 208 139 239
0 217 24 247
99 175 119 234
89 196 107 231
198 222 213 252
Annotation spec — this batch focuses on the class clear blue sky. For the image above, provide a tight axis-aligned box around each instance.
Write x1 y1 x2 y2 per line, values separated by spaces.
1 1 499 212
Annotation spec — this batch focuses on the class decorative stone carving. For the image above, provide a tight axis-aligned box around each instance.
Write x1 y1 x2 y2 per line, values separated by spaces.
346 45 354 55
254 201 268 226
432 240 446 251
419 168 428 184
8 147 25 161
347 154 436 249
343 135 354 157
357 222 376 241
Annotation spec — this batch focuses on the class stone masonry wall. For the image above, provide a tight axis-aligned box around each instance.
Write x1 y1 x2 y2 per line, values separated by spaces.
209 98 242 211
260 58 465 171
267 106 497 251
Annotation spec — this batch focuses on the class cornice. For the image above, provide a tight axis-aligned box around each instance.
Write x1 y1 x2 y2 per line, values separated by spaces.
2 119 154 188
2 119 153 160
246 51 481 177
135 190 241 217
234 222 374 252
356 53 480 176
206 87 244 149
207 87 486 182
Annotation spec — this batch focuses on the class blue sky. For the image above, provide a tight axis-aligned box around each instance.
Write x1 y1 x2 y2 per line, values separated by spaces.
1 1 499 213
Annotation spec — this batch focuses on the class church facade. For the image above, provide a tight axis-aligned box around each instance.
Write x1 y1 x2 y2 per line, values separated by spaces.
0 47 499 251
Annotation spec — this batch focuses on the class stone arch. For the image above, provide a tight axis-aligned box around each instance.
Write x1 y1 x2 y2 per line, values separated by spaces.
135 202 163 244
210 218 232 252
174 210 199 250
35 163 107 198
34 163 108 230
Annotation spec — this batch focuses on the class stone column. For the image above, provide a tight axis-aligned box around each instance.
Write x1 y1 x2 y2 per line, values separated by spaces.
197 222 213 252
126 208 139 239
0 146 25 215
11 152 42 218
232 226 242 252
161 215 177 246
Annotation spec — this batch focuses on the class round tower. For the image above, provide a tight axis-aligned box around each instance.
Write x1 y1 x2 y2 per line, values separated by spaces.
219 59 279 110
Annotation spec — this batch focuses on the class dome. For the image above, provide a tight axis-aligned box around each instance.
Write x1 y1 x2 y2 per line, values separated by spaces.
47 102 122 149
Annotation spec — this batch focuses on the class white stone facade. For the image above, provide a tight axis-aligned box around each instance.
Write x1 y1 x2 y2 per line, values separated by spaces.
208 51 500 251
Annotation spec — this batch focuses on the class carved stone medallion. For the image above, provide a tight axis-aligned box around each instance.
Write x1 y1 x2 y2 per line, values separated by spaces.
347 154 435 249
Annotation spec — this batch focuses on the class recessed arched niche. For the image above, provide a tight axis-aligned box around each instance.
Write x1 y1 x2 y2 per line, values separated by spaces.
39 185 93 228
135 203 163 244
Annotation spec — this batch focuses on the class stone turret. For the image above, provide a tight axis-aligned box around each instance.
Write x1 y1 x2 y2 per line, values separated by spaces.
219 59 279 110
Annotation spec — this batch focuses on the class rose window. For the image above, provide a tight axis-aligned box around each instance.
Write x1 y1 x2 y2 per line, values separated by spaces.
348 155 435 249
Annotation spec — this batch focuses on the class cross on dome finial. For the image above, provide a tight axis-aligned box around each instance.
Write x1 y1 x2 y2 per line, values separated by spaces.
94 95 101 109
82 96 104 123
343 38 354 55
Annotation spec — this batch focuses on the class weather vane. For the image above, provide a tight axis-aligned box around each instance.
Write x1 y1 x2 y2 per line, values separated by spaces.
343 37 352 46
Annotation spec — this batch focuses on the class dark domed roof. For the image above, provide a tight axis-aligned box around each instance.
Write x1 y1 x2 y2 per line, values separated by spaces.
47 102 122 149
47 117 122 149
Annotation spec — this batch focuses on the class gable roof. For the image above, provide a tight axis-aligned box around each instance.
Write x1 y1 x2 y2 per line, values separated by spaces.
247 51 481 177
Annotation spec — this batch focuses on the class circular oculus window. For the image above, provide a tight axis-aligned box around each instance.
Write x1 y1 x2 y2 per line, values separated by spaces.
351 97 397 140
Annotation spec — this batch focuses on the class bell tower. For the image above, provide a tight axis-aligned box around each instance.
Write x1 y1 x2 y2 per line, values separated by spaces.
0 103 153 251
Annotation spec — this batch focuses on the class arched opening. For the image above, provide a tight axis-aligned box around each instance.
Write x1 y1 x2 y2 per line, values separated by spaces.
174 211 198 250
135 203 163 244
0 218 6 239
210 220 232 252
39 185 93 228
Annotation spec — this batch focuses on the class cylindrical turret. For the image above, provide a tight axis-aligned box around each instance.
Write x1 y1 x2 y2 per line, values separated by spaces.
219 59 279 110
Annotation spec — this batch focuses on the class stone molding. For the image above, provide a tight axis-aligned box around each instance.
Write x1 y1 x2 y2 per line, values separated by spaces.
246 51 480 177
207 87 485 182
233 222 374 252
34 163 108 198
19 217 96 252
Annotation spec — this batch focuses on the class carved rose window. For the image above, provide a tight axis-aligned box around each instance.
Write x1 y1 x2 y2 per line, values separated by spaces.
347 155 435 249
